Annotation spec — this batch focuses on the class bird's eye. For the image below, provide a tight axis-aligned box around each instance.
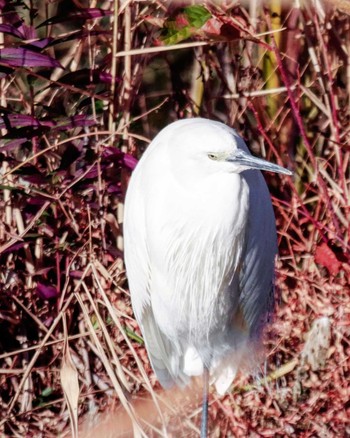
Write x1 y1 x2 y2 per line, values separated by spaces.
208 153 218 160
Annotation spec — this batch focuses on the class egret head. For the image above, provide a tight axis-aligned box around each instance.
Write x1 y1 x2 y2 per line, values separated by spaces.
161 118 292 177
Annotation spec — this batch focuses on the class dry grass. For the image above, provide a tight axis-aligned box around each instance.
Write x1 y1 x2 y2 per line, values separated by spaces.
0 1 349 437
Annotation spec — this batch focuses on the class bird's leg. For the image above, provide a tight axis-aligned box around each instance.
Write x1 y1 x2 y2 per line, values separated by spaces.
200 366 209 438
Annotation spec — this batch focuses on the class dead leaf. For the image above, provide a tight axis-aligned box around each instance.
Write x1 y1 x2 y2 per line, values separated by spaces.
301 317 332 371
61 343 80 438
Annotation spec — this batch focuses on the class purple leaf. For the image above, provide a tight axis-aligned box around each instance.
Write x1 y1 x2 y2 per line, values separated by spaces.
0 114 94 133
0 24 25 39
107 183 122 194
0 22 37 41
98 71 113 84
34 267 55 276
59 68 113 86
36 282 59 300
71 167 99 182
69 270 83 279
103 147 138 170
19 23 37 41
43 316 54 327
106 245 123 259
26 197 50 206
0 138 28 151
0 114 54 129
14 164 47 184
37 8 112 28
55 115 97 130
83 166 99 179
0 48 63 68
26 37 54 49
123 153 138 170
1 242 28 253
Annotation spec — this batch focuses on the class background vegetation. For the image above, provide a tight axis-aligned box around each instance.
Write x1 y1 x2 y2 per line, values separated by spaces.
0 0 349 436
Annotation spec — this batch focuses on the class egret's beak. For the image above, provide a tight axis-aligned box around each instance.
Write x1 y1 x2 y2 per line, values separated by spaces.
227 150 292 176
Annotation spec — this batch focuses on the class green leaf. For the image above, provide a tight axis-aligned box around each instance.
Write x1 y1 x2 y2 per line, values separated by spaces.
184 5 211 29
124 326 144 344
160 6 211 45
41 387 53 397
161 27 192 46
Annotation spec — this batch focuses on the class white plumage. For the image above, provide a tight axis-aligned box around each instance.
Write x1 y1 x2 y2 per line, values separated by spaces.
124 118 291 395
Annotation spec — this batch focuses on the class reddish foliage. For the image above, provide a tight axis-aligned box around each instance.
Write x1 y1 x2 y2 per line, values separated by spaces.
315 242 342 276
0 1 349 437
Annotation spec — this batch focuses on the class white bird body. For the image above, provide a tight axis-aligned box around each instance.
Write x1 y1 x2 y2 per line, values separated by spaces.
124 118 290 395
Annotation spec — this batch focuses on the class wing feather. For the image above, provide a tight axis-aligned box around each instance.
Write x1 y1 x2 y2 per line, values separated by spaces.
124 163 189 388
239 170 277 339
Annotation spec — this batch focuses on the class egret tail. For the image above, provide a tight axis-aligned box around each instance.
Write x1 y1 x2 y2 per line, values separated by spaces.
200 367 209 438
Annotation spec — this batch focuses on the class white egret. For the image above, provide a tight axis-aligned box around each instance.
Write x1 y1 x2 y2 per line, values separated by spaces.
124 118 292 436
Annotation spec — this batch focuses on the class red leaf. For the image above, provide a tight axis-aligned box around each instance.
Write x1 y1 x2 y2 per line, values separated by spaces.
315 242 342 276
